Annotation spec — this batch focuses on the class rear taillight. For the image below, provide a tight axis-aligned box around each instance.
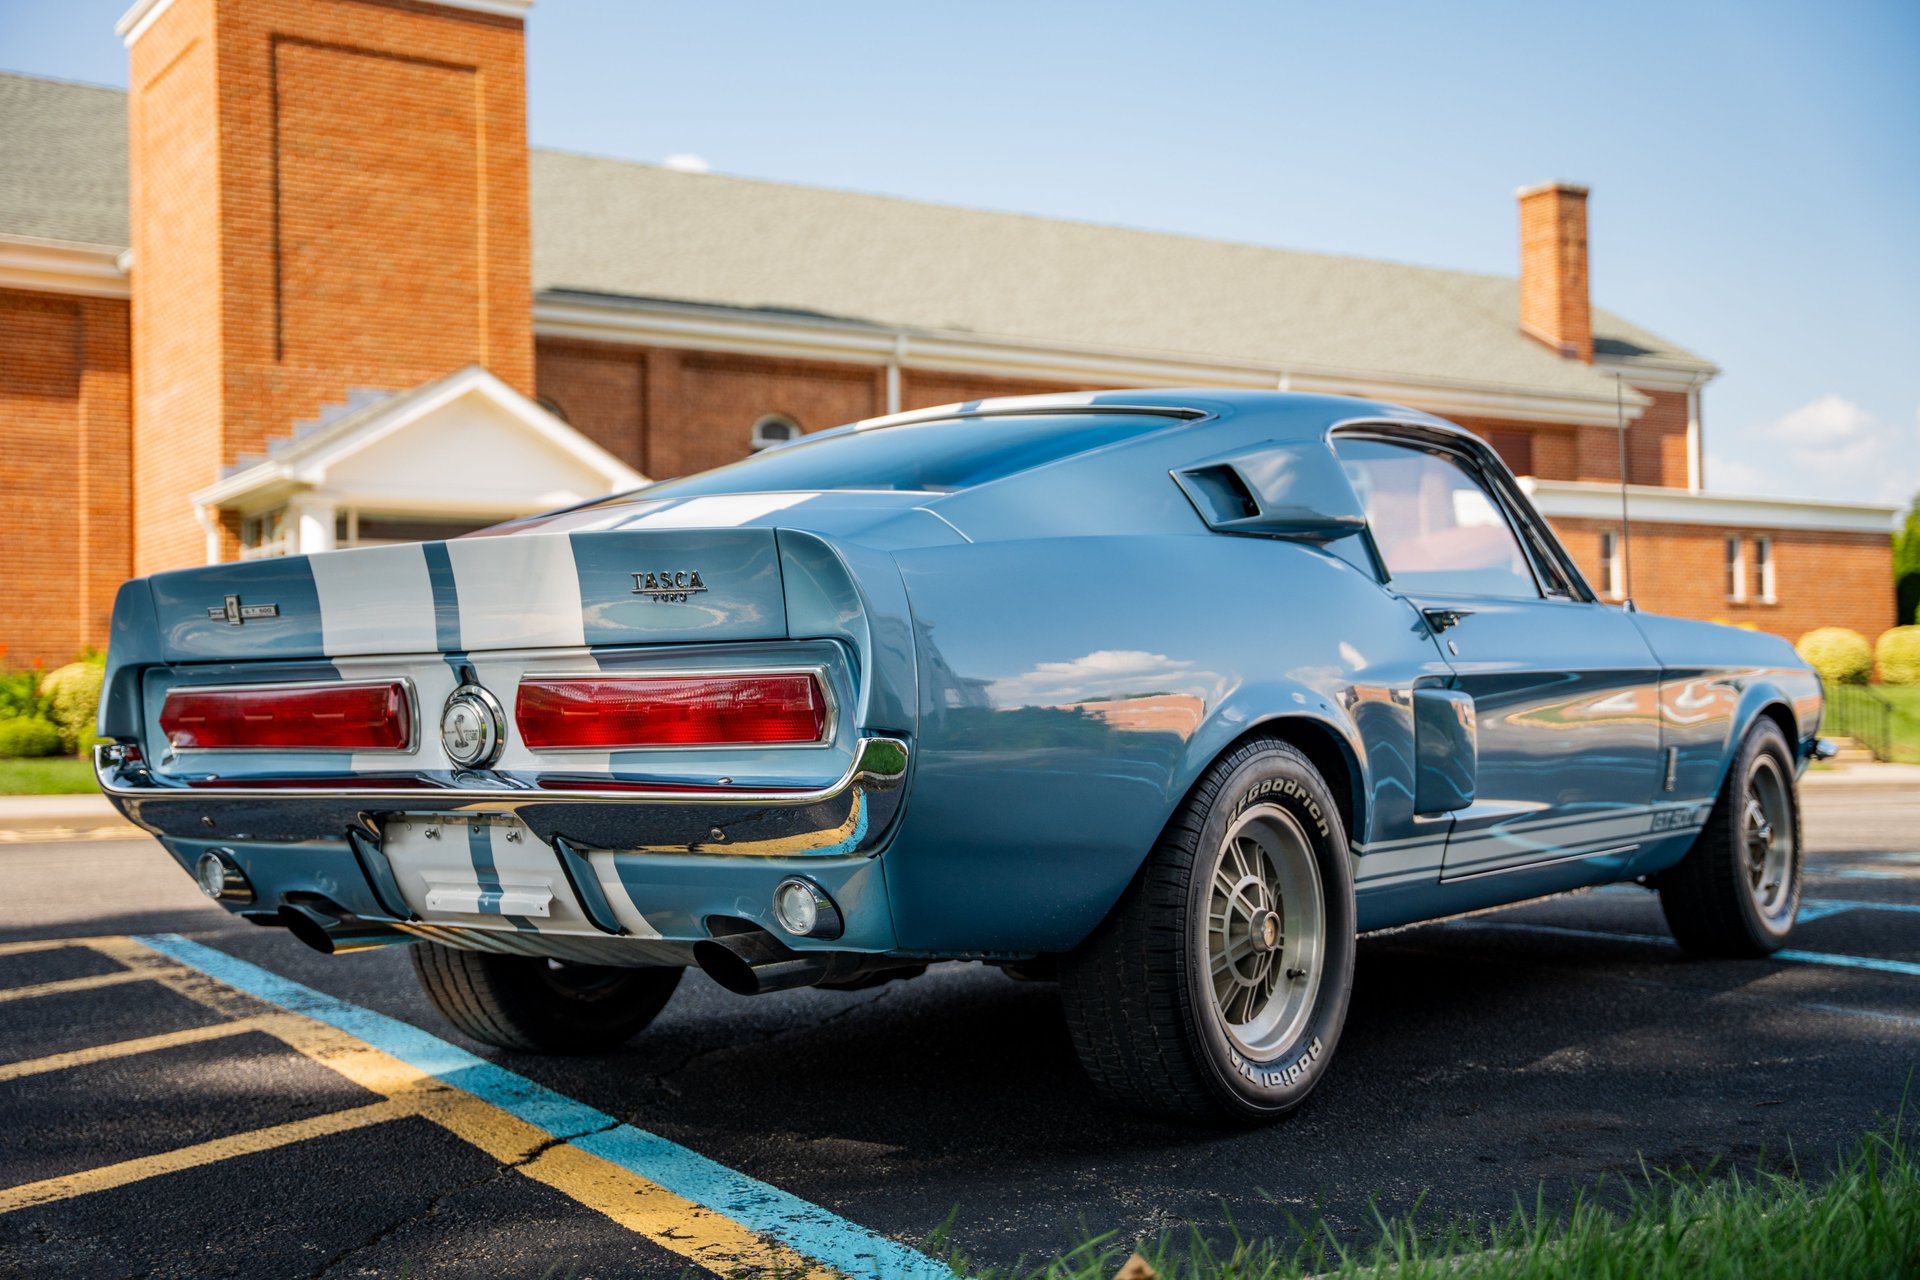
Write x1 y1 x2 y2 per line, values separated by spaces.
516 673 828 749
160 682 413 752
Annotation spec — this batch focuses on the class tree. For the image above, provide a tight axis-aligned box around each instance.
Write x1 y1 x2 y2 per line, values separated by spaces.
1897 492 1920 627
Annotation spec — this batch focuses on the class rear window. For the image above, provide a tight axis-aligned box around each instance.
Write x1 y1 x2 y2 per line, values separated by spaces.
616 412 1187 501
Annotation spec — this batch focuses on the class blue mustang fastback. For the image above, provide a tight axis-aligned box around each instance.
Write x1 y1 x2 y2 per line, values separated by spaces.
96 390 1822 1122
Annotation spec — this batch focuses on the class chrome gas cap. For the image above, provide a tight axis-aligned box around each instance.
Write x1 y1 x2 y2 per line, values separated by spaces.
440 685 506 769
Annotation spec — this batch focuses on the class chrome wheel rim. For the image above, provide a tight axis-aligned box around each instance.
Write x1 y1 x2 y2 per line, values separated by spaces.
1203 803 1325 1059
1743 753 1794 924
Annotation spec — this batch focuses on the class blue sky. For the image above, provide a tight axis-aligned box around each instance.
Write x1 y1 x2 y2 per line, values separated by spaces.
5 0 1915 510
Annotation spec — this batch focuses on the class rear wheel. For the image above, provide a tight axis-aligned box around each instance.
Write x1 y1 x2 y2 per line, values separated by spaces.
1657 718 1801 957
411 943 682 1053
1059 738 1356 1124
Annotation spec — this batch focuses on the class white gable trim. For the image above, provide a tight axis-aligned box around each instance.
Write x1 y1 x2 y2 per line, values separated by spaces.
1522 478 1896 534
194 364 642 509
0 235 130 299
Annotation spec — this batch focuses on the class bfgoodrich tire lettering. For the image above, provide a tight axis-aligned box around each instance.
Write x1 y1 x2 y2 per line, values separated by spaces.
1059 738 1356 1123
411 943 682 1053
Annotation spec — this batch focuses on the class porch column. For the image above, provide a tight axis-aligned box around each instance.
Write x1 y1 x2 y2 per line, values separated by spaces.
290 496 338 555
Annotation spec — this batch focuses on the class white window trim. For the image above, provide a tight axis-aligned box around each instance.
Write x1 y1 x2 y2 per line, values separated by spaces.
1599 528 1623 600
1725 535 1747 603
1755 535 1776 603
750 413 801 453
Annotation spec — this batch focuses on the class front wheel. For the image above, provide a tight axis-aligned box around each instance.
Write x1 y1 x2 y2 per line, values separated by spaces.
411 944 682 1053
1059 738 1356 1124
1657 718 1802 957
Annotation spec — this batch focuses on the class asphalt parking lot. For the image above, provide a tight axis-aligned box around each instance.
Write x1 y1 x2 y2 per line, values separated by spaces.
1 781 1916 1279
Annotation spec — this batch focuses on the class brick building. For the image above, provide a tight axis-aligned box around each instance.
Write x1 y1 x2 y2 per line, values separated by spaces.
0 0 1895 666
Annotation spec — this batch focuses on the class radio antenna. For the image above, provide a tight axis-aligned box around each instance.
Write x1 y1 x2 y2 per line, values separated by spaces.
1616 377 1634 606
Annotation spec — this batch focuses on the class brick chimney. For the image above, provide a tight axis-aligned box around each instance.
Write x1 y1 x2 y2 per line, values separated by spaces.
120 0 534 572
1516 180 1592 363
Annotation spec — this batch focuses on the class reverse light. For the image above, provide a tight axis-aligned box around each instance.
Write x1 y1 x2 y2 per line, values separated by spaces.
516 673 827 749
160 681 413 752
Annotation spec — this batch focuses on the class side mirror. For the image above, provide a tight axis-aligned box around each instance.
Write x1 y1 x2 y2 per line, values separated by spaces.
1172 440 1369 542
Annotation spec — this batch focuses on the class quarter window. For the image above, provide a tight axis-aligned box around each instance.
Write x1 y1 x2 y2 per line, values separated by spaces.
1334 438 1541 599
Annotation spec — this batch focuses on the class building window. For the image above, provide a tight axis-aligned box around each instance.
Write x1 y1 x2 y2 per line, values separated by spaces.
1755 535 1776 603
1725 535 1746 602
238 508 289 560
750 414 800 452
1599 528 1623 599
333 509 493 549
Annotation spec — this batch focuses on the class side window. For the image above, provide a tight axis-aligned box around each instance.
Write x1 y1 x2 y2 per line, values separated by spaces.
1333 437 1542 599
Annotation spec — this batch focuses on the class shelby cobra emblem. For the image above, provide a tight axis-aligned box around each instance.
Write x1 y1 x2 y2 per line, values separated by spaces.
631 570 707 602
439 686 504 768
206 594 279 625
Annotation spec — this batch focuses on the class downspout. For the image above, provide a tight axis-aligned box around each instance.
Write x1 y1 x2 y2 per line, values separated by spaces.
1685 377 1703 492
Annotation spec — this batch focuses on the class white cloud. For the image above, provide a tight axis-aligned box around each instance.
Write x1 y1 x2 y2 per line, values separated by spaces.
662 153 711 173
1708 395 1920 506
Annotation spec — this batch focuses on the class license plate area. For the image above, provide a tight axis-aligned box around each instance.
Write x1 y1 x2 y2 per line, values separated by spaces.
381 812 561 924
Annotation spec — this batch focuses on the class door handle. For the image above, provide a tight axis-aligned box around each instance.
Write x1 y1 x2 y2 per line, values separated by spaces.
1422 607 1474 634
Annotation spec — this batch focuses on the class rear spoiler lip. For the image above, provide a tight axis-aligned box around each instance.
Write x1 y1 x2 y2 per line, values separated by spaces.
94 737 910 855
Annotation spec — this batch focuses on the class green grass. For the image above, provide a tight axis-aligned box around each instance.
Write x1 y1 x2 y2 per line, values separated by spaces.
959 1108 1919 1280
0 754 99 794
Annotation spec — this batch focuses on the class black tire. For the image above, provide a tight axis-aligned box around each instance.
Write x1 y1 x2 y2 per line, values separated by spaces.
1059 738 1356 1124
1657 718 1802 957
411 944 682 1053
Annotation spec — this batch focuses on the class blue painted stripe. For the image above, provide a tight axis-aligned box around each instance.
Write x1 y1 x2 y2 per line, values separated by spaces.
1801 898 1920 923
1775 949 1920 979
1459 920 1920 980
467 823 506 916
421 541 462 653
134 933 954 1280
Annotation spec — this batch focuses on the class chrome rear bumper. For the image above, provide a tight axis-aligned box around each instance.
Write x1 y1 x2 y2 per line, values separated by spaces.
94 738 909 858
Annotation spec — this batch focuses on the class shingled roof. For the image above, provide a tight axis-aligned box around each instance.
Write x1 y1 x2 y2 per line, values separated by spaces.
0 70 1713 402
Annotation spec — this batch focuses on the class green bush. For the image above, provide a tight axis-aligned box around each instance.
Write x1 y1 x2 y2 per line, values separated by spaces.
38 660 104 752
1797 627 1873 685
0 669 41 721
1876 626 1920 686
0 716 63 758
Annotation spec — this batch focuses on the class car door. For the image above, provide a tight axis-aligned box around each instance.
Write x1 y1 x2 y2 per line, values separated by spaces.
1333 430 1664 883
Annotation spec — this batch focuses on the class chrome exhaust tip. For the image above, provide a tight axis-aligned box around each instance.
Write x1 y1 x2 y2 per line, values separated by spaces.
278 901 412 956
693 928 830 996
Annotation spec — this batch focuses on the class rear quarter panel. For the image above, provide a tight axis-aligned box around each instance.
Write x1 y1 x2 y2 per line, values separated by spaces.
884 531 1450 954
1628 612 1822 876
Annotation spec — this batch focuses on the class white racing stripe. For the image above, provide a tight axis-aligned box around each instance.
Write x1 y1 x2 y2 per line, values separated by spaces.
310 542 438 656
617 493 813 529
446 534 587 650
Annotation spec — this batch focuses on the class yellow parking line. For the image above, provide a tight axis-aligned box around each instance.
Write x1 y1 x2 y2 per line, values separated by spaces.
0 1100 409 1214
0 938 100 959
39 937 837 1277
0 969 154 1004
0 1015 290 1083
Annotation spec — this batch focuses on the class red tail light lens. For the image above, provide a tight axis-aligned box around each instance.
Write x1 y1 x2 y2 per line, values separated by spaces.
516 674 828 749
160 682 413 752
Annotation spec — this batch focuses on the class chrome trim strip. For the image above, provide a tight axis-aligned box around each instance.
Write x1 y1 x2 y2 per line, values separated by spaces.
1438 843 1640 884
93 737 911 857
